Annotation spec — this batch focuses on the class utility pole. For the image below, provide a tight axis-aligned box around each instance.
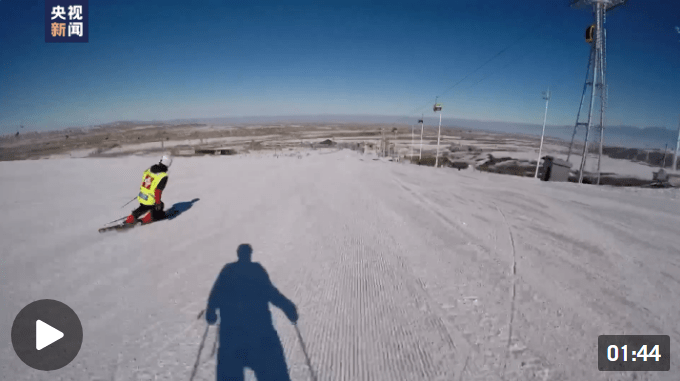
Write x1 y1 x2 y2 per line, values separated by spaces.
380 128 384 157
674 115 680 171
433 98 443 168
411 124 414 159
535 88 551 178
419 115 424 161
435 112 442 167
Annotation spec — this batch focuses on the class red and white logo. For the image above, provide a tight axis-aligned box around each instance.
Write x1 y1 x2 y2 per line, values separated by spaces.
142 175 153 189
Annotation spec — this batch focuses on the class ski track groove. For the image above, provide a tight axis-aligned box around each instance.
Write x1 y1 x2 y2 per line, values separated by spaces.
377 175 490 379
494 205 517 381
387 168 555 381
285 156 467 381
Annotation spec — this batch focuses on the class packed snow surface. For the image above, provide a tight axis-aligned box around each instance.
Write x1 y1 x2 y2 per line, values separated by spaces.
1 149 679 381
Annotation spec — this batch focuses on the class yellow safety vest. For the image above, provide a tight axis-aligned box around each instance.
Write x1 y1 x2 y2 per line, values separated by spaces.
138 169 168 206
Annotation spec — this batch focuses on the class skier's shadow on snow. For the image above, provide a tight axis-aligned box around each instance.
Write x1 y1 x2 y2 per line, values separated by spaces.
164 198 200 220
205 244 298 381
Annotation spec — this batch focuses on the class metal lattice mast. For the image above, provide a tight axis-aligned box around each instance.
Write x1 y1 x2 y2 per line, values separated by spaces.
577 11 600 185
674 115 680 171
572 0 626 184
675 27 680 171
567 47 595 163
577 2 602 184
596 23 608 185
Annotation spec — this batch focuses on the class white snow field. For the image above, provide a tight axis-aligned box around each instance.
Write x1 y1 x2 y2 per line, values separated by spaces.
1 149 679 381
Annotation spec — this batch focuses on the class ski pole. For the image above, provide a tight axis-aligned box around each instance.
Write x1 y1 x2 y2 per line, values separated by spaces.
104 216 127 225
197 309 217 358
294 324 318 381
189 325 209 381
209 325 218 358
121 196 137 209
199 324 219 367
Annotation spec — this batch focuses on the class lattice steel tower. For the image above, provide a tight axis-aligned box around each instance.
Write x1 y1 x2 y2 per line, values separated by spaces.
567 0 628 184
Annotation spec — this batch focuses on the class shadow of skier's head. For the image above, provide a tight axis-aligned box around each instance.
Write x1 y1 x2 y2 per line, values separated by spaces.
205 243 298 381
236 243 252 262
165 198 199 220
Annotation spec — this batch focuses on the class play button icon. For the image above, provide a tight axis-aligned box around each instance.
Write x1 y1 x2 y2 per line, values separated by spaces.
11 299 83 371
36 320 64 350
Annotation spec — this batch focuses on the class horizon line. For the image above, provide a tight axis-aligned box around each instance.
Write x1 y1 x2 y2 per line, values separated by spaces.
2 114 675 134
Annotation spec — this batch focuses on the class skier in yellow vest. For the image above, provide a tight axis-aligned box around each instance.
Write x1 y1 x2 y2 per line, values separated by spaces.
123 155 171 226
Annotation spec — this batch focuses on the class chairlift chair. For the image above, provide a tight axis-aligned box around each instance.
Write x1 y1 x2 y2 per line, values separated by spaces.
433 96 443 112
585 24 595 43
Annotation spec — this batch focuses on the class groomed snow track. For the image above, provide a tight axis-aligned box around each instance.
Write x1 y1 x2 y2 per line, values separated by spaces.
2 149 679 381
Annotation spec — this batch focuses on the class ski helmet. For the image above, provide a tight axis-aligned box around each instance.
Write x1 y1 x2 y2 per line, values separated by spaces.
160 155 173 168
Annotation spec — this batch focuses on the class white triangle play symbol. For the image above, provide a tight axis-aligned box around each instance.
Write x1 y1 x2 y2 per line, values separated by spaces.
36 320 64 350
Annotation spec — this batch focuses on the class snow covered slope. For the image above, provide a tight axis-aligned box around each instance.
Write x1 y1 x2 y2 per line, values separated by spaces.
1 150 679 381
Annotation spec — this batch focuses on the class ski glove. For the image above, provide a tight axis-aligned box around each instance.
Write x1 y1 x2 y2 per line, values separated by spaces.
154 189 162 204
286 306 299 324
205 309 217 325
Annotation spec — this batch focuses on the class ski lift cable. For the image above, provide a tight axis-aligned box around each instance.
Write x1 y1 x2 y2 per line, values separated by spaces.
436 30 533 100
460 46 539 93
395 28 536 124
461 63 514 92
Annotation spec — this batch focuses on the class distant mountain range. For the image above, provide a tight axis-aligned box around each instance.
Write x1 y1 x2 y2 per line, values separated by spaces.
139 115 678 150
6 115 678 151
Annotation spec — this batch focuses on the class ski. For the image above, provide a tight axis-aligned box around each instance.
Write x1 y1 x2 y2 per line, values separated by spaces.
98 223 137 233
98 210 179 233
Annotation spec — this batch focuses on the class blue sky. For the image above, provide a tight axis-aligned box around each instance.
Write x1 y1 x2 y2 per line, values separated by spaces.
1 0 679 133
